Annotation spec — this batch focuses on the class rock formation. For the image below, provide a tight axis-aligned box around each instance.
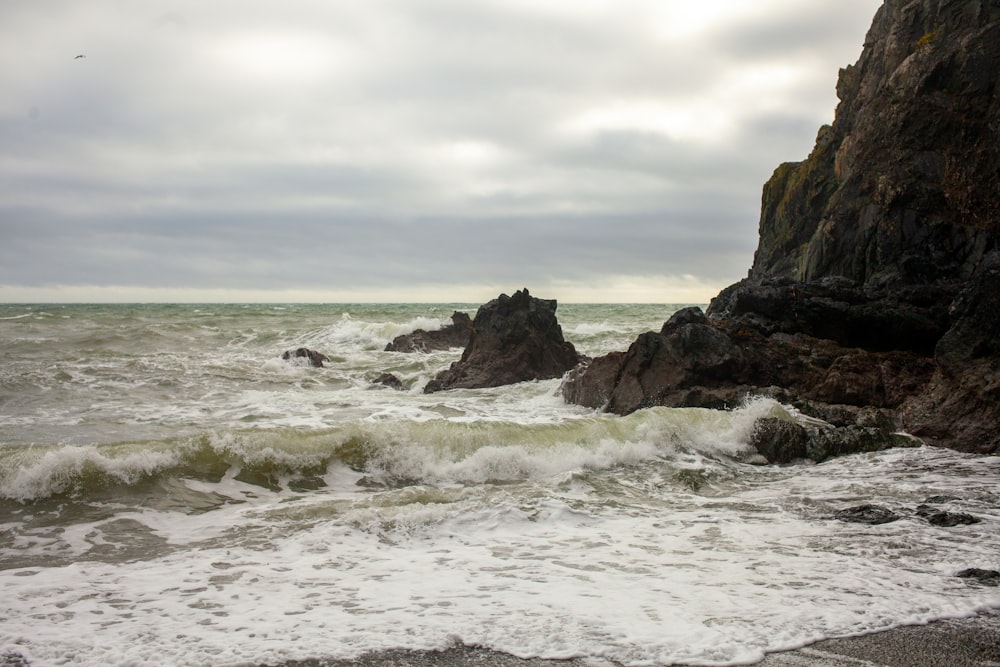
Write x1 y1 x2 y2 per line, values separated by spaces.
562 0 1000 456
384 311 473 353
424 289 583 393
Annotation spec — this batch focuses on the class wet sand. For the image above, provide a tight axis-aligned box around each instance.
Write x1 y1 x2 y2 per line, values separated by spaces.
266 608 1000 667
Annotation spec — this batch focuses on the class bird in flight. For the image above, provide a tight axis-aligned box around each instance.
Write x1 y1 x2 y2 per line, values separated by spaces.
74 54 85 59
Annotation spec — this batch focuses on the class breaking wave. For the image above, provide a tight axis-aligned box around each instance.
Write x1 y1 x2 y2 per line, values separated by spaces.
0 398 787 502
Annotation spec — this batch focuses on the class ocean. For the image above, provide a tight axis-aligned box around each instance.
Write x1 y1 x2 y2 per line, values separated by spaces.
1 303 998 666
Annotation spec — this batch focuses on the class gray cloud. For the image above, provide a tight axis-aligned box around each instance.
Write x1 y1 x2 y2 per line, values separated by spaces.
0 0 882 302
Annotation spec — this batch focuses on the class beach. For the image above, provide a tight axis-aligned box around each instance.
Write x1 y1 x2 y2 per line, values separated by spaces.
264 610 1000 666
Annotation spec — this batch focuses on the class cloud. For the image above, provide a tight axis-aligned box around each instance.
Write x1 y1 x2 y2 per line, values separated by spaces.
0 0 881 302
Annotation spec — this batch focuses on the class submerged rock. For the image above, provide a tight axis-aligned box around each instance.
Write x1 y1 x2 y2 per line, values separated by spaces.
385 311 473 353
956 569 1000 585
834 504 902 525
372 373 404 390
915 506 982 527
281 347 330 368
425 289 583 393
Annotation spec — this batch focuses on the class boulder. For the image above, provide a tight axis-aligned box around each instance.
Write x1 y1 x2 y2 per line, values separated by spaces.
748 416 915 464
748 418 810 464
372 373 404 390
424 289 583 393
834 504 901 525
281 347 330 368
384 311 473 353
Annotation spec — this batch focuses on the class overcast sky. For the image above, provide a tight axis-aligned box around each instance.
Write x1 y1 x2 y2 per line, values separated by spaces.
0 0 881 303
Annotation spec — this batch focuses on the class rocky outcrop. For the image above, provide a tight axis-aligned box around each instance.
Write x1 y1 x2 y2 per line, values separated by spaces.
384 311 473 352
424 289 583 393
281 347 330 368
750 0 1000 287
562 0 1000 456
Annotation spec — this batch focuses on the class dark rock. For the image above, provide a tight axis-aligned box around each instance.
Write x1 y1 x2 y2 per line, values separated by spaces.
385 311 473 353
803 426 916 462
281 347 330 368
956 569 1000 585
745 0 1000 289
749 416 915 464
562 0 1000 456
660 306 708 334
901 252 1000 453
834 504 902 525
559 352 626 410
748 418 810 464
915 506 982 527
424 289 583 393
372 373 404 390
562 308 933 418
708 278 953 355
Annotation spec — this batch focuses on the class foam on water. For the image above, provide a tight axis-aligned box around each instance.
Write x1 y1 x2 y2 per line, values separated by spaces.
2 446 999 666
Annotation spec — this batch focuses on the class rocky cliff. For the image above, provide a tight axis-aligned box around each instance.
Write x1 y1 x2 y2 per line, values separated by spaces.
749 0 999 287
562 0 1000 455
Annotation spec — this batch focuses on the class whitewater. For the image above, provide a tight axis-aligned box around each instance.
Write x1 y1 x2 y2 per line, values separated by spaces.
1 303 998 666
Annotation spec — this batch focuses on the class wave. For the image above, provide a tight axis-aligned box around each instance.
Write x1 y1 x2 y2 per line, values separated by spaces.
0 398 787 503
283 312 462 354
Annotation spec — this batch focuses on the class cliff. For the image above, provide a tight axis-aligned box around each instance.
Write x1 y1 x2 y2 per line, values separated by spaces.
562 0 1000 456
749 0 999 287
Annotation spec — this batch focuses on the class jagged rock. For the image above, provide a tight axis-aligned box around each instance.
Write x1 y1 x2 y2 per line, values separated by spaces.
384 311 473 353
281 347 330 368
559 351 626 410
834 504 901 525
747 0 1000 288
560 305 934 418
562 0 1000 456
424 289 582 393
372 373 404 390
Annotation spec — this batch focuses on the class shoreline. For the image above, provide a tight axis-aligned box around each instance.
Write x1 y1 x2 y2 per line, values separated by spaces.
263 608 1000 667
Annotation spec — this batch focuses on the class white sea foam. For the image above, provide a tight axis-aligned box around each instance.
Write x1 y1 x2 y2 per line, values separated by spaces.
2 447 998 666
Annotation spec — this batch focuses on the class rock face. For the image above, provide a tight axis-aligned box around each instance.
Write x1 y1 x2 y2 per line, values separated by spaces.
424 289 582 393
384 311 473 352
750 0 1000 286
562 0 1000 456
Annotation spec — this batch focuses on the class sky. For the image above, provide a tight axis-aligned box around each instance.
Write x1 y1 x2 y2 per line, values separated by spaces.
0 0 882 303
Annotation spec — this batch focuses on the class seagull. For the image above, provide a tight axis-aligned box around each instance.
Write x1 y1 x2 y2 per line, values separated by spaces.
74 54 85 59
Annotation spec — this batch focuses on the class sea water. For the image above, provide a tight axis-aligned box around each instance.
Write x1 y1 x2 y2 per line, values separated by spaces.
1 303 997 666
